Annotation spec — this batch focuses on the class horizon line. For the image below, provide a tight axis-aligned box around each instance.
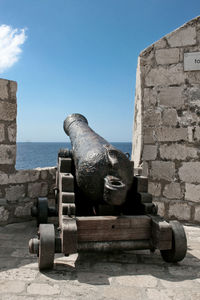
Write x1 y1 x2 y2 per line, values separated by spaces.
17 141 132 143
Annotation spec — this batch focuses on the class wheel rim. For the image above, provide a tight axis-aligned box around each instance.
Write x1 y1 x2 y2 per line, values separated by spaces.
38 224 55 270
37 198 48 226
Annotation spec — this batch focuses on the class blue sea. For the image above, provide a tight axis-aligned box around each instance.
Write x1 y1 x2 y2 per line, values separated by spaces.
16 142 132 170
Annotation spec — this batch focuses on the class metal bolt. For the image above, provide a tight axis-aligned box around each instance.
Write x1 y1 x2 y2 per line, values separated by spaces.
29 238 39 254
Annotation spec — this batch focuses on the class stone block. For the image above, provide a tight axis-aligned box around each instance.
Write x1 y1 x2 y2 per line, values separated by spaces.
48 167 56 179
0 79 8 100
158 86 184 108
9 80 17 101
155 48 179 65
160 144 197 160
142 145 157 161
143 88 157 108
0 145 16 165
163 182 182 199
0 124 5 142
88 285 143 300
140 47 155 67
194 206 200 222
178 112 198 127
5 185 26 201
0 280 25 294
14 201 33 217
132 127 142 167
113 274 158 288
185 69 200 84
179 162 200 183
0 101 17 121
144 110 161 126
145 64 185 86
186 87 200 107
141 161 149 177
0 199 7 205
0 172 8 185
41 169 48 180
8 170 40 184
7 123 16 142
194 126 200 140
197 21 200 43
27 283 60 295
186 85 200 103
185 183 200 202
36 167 56 180
154 38 167 49
28 182 48 198
148 181 161 197
155 127 188 142
168 202 191 221
143 128 155 144
188 127 194 142
151 161 175 181
162 109 177 126
153 201 165 217
166 25 196 47
35 167 52 180
0 206 9 221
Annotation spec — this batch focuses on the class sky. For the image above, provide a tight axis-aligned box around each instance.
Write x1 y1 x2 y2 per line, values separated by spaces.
0 0 200 142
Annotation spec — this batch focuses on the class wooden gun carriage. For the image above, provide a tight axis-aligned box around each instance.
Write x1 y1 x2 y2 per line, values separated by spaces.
29 114 187 270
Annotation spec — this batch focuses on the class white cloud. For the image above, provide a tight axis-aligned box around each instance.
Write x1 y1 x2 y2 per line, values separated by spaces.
0 24 27 73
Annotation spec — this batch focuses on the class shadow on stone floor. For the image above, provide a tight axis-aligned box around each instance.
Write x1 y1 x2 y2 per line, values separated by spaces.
0 221 200 287
39 249 200 286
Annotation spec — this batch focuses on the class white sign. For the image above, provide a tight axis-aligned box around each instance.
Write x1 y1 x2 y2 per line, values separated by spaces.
184 52 200 71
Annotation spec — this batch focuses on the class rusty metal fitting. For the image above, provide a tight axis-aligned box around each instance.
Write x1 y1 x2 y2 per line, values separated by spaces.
29 238 39 254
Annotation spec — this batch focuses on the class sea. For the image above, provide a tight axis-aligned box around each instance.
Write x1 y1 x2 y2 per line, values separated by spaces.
16 142 132 170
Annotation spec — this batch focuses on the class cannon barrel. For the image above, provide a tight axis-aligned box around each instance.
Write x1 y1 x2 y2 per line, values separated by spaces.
63 113 133 206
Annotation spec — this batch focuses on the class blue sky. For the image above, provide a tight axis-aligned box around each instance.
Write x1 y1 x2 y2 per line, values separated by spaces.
0 0 200 142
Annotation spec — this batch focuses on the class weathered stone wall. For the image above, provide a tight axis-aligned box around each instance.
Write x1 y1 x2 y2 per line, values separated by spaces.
0 78 56 225
132 16 200 223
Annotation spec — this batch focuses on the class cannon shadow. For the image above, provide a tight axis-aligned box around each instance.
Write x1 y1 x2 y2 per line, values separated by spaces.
41 248 200 286
0 221 200 288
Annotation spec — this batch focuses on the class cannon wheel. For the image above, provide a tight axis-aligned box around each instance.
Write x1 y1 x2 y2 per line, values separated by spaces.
37 198 48 226
160 220 187 263
38 224 55 270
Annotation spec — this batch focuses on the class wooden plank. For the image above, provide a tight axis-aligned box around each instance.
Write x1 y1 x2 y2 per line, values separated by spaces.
76 215 151 230
61 192 75 203
58 157 72 173
138 192 153 203
157 240 172 250
76 215 151 242
61 216 77 254
78 228 151 242
134 176 148 193
59 173 74 193
150 215 172 250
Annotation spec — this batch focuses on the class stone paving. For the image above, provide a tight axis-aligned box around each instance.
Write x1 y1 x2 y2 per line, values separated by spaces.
0 221 200 299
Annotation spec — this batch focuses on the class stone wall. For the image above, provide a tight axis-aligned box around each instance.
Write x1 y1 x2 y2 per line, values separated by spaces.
0 78 56 225
132 16 200 223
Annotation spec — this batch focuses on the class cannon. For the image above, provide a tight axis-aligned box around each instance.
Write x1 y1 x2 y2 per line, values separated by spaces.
63 113 133 207
29 113 187 270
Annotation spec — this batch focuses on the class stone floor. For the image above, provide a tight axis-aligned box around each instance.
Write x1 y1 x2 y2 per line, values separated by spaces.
0 221 200 300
